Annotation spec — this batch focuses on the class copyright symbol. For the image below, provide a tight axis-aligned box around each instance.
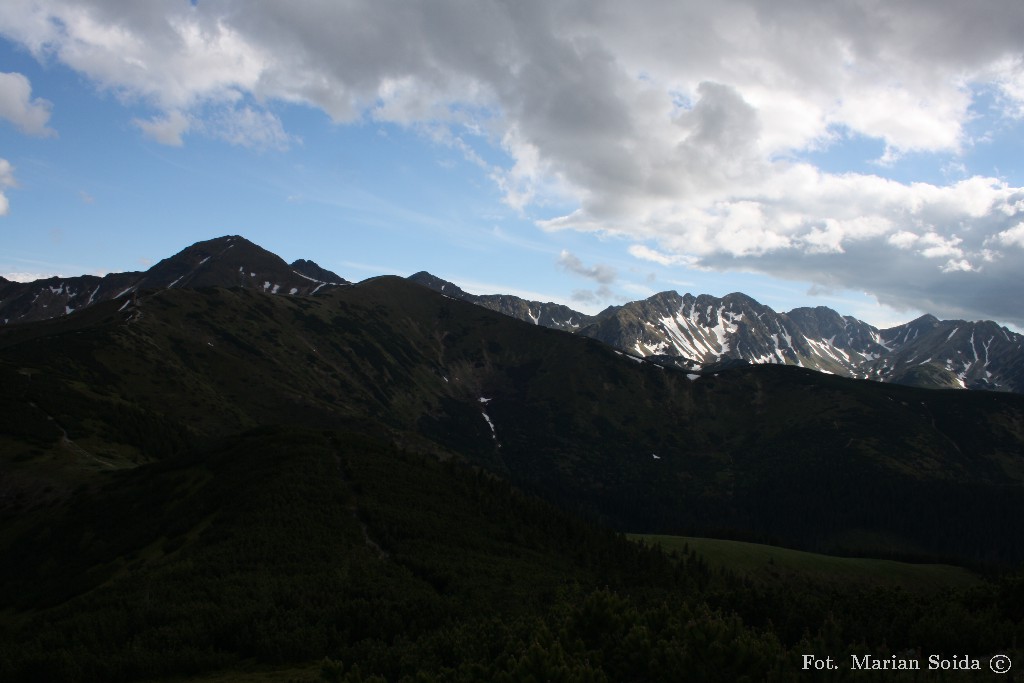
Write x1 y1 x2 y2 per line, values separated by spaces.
990 654 1011 674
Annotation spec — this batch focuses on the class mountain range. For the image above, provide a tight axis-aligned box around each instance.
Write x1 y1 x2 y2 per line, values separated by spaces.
4 235 1021 393
410 272 1024 393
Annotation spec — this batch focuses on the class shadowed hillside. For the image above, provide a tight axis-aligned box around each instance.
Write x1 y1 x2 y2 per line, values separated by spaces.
2 427 1022 682
3 277 1024 566
3 274 1024 680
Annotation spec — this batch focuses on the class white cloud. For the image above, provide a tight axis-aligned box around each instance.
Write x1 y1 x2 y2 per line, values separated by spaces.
0 1 268 111
992 221 1024 248
207 105 296 151
887 231 919 249
0 157 16 216
941 258 976 273
134 110 190 146
918 232 964 260
989 55 1024 118
0 157 14 186
134 105 295 149
628 244 691 266
1 271 61 282
0 71 55 136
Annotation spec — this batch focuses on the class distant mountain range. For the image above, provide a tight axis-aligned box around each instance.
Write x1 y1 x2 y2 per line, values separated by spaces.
2 235 1021 392
412 272 1024 392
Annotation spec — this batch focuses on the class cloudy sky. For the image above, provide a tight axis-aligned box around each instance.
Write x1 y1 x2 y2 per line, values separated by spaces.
2 0 1023 329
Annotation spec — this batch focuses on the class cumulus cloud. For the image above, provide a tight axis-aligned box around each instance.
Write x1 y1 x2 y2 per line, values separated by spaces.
991 222 1024 248
0 71 55 136
557 250 617 284
2 0 1024 322
671 173 1024 322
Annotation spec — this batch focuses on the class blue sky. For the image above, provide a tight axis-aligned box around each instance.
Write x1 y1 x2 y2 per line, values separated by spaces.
2 1 1023 329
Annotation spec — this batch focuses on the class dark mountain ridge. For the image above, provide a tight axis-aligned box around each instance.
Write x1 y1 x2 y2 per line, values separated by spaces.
0 235 349 326
408 270 591 331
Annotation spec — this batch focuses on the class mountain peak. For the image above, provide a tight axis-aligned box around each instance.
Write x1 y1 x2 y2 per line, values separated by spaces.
910 313 940 326
0 235 346 326
137 235 353 294
721 291 762 307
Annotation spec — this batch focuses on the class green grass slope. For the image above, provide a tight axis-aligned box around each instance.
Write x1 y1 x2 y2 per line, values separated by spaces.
632 534 980 592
